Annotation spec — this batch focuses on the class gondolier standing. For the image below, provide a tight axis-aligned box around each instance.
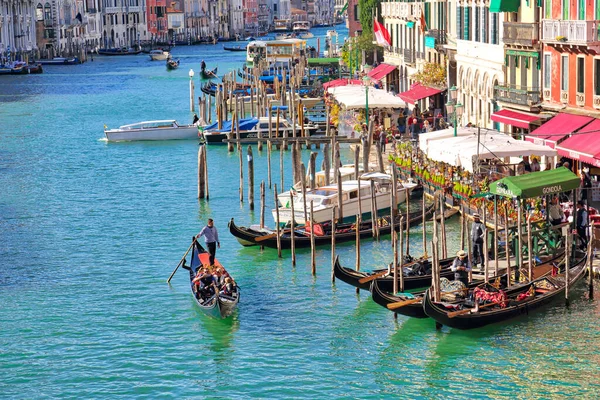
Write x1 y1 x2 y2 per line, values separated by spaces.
197 218 220 266
471 213 485 269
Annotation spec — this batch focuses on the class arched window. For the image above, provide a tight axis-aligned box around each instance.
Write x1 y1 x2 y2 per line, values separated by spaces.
44 3 52 26
36 3 43 21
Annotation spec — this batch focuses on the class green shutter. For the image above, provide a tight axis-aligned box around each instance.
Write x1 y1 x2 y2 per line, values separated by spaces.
457 6 462 40
464 7 470 40
562 0 569 19
425 3 430 30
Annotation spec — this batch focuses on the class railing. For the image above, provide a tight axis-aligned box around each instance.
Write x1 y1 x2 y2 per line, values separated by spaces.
403 48 415 64
494 85 541 106
541 20 600 44
128 6 141 13
503 22 539 47
105 7 120 14
426 29 447 45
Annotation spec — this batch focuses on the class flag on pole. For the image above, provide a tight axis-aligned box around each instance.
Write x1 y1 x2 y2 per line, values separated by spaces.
373 20 391 47
420 7 427 34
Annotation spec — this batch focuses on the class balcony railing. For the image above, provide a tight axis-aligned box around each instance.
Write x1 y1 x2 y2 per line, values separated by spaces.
494 85 541 107
381 2 420 19
426 29 447 46
503 22 539 47
105 7 120 14
541 20 600 46
403 48 415 65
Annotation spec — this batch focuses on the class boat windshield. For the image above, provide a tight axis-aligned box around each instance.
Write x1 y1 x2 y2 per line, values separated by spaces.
120 121 177 130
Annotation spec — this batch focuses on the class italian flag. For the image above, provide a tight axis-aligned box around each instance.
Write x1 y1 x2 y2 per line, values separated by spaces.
373 20 391 47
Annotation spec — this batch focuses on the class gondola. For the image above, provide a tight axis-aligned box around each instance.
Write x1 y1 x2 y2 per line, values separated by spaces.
228 202 435 249
371 252 564 319
333 255 455 292
185 238 240 318
223 45 247 52
200 66 218 80
200 81 273 97
27 63 43 74
422 251 586 330
166 58 180 70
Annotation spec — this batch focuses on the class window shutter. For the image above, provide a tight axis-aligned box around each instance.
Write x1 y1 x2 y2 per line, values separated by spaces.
491 13 498 45
457 6 462 40
482 7 488 43
475 7 480 42
464 6 470 40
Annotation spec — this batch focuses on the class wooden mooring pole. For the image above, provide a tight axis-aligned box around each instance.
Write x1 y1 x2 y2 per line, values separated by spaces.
274 184 282 258
197 144 206 199
248 146 255 210
331 206 336 283
310 200 316 275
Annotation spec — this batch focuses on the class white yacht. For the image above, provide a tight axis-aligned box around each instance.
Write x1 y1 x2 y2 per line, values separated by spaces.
293 21 314 38
149 50 170 61
273 173 417 226
104 120 199 141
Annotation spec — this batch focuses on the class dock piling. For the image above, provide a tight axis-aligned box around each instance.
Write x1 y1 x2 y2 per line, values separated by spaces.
248 146 255 210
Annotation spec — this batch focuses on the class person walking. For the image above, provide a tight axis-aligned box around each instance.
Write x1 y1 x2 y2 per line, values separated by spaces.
576 201 589 251
197 218 220 266
471 213 485 268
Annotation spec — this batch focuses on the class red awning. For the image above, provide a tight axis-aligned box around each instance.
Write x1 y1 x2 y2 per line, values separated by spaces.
490 109 541 129
398 83 444 104
525 113 594 148
555 119 600 167
367 63 396 81
323 78 363 90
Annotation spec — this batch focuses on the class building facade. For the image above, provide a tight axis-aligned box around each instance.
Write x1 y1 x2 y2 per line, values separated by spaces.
346 0 360 36
101 0 147 48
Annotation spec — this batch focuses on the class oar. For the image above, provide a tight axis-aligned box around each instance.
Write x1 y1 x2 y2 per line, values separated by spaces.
357 259 424 284
386 298 422 310
447 300 504 318
167 240 195 284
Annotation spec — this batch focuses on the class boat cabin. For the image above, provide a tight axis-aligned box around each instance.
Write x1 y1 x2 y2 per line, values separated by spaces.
117 120 179 131
293 21 311 32
246 39 307 68
274 19 291 32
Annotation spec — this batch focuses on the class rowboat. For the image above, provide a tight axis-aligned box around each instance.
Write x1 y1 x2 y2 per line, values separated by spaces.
186 238 239 318
371 252 564 319
333 255 455 292
104 120 199 141
228 202 435 249
422 251 586 329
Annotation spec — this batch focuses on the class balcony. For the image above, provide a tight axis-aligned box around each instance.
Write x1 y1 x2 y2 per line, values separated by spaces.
503 22 539 48
403 48 415 65
128 6 141 13
541 20 600 51
494 84 541 108
425 29 447 47
105 7 120 14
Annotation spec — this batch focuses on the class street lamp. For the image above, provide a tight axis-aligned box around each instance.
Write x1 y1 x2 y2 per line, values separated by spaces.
363 75 371 127
445 85 464 137
189 69 195 112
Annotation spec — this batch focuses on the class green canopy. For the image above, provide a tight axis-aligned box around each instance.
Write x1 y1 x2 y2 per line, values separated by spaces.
308 58 340 65
489 0 520 12
489 167 580 199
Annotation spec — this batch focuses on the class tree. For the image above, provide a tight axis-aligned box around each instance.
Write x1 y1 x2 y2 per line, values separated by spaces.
412 62 447 88
358 0 381 33
340 31 380 67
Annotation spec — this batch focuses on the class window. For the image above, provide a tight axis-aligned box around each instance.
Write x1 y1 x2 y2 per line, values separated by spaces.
273 4 277 12
491 13 499 45
577 57 585 93
578 0 585 20
463 6 470 41
544 54 551 88
456 6 463 41
475 7 480 42
354 5 359 22
561 55 569 91
44 3 52 25
594 59 600 96
36 3 43 21
481 7 488 43
545 0 552 18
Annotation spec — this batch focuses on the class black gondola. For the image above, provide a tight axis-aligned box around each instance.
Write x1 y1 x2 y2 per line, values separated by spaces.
200 66 218 80
166 58 180 70
185 238 239 318
228 203 435 249
371 252 564 319
333 255 455 292
422 251 586 330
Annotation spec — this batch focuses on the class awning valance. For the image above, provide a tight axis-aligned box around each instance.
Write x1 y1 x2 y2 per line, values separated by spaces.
525 113 594 148
398 83 444 104
327 85 406 110
367 63 397 81
490 0 520 13
491 109 541 129
555 119 600 167
322 78 363 90
308 57 340 65
489 167 580 199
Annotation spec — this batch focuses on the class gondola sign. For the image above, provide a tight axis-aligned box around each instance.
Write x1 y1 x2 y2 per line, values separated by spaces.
489 167 580 199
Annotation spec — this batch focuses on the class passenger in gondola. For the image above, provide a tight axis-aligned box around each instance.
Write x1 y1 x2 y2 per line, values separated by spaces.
193 268 218 300
222 277 236 296
451 250 472 287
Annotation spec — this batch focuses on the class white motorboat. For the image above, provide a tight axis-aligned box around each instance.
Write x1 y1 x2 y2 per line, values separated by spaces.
104 120 199 142
149 50 170 61
273 172 418 226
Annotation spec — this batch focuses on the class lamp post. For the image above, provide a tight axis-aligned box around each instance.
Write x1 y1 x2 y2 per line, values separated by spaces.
363 75 371 127
189 69 195 112
445 85 464 137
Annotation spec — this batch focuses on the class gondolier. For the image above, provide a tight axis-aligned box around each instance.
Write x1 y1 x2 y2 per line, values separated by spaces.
197 218 220 266
451 250 471 287
471 213 485 268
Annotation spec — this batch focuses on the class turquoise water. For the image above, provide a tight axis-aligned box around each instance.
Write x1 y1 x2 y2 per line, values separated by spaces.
2 27 600 398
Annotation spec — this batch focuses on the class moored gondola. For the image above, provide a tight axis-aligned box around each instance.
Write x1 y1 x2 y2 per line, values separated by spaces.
228 202 435 249
422 251 586 330
333 255 455 292
371 252 564 319
185 237 239 318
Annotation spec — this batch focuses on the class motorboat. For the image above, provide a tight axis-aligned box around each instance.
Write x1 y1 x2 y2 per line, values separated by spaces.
149 49 170 61
246 39 307 68
98 47 142 55
104 120 199 141
200 116 318 144
293 21 314 39
36 57 80 65
272 172 418 226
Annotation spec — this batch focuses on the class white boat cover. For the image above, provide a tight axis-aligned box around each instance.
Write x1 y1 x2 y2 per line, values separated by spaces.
419 128 557 172
326 85 406 110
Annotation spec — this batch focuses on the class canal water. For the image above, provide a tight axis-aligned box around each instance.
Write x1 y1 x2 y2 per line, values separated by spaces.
1 27 600 398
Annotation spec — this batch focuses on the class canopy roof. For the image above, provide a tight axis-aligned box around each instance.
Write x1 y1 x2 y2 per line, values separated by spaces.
420 129 557 172
367 63 397 81
489 167 580 199
398 83 444 104
490 109 541 129
327 85 406 110
526 113 593 148
322 78 362 90
555 119 600 167
307 57 340 65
